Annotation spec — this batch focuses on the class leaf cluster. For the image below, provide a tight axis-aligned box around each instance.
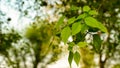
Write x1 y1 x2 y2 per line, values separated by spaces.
55 6 108 66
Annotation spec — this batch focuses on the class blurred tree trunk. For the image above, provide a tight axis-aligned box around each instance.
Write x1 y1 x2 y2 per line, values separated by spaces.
33 45 40 68
33 42 42 68
100 61 105 68
99 53 107 68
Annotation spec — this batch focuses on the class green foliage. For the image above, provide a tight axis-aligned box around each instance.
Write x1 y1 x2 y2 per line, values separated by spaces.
68 17 76 25
83 6 91 12
68 51 74 66
72 22 81 35
85 17 98 27
57 5 108 67
61 26 71 43
89 10 98 15
68 51 81 66
56 16 65 28
59 5 107 45
85 17 108 33
77 13 87 20
97 22 108 33
74 51 80 65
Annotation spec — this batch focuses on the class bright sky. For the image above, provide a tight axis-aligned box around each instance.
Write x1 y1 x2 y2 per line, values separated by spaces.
0 0 33 33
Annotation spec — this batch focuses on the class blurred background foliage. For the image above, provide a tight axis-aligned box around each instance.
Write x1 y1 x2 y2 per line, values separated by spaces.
0 0 120 68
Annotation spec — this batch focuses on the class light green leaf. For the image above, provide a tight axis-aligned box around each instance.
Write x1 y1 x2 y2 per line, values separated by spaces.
97 22 108 33
89 10 98 15
93 34 102 53
85 17 108 33
83 6 91 12
85 17 98 27
56 16 65 28
72 22 81 35
68 17 76 25
74 51 80 65
77 13 88 20
61 26 71 43
78 42 87 47
68 51 73 66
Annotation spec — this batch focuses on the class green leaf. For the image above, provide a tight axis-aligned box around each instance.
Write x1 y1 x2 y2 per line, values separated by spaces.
78 42 87 47
61 26 71 43
85 17 98 27
68 51 74 66
81 24 89 33
77 13 88 20
72 22 81 35
85 17 108 33
74 51 80 65
89 10 98 15
56 16 65 28
83 6 91 12
93 34 102 53
68 17 76 25
97 22 108 33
